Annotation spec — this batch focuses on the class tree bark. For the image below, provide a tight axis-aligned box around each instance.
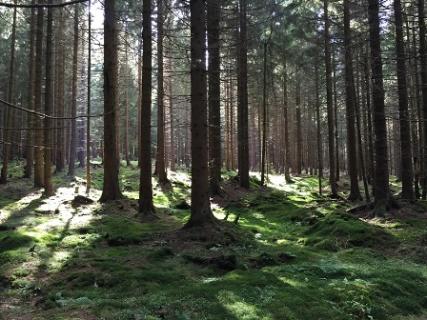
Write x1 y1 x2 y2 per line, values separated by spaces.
34 3 44 187
139 0 155 215
0 0 17 184
86 0 92 193
155 0 168 183
261 40 268 185
208 0 221 194
185 0 216 228
43 0 54 196
68 6 79 176
283 55 292 182
343 0 361 201
24 0 36 178
395 0 414 200
418 0 427 198
368 0 391 213
54 3 65 173
237 0 249 188
323 0 338 197
100 0 122 202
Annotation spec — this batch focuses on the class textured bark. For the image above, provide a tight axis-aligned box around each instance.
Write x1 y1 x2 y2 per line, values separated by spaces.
368 0 391 212
139 0 155 215
323 0 338 196
343 0 361 201
185 0 216 228
155 0 168 183
283 56 292 182
395 0 414 200
34 4 44 187
24 1 36 178
237 0 249 188
68 6 79 176
0 0 17 184
261 40 268 185
86 0 92 193
208 0 221 194
296 80 302 176
418 0 427 198
54 3 65 173
124 29 130 167
315 63 323 195
100 0 122 202
43 0 54 196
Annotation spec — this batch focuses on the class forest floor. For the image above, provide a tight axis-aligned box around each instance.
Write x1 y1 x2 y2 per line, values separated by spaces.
1 162 427 320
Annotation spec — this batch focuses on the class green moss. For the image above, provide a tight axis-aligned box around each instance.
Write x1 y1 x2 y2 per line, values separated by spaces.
2 168 427 320
305 213 399 250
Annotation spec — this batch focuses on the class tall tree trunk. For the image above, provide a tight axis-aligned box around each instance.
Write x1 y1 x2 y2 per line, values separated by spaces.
315 62 323 195
86 0 92 193
68 6 79 176
333 49 340 181
124 28 130 167
155 0 168 183
137 38 142 168
100 0 122 202
261 40 268 185
208 0 221 194
24 1 36 178
343 0 361 200
185 0 216 228
368 0 391 213
418 0 427 199
43 0 54 196
139 0 155 215
0 0 17 184
296 80 302 176
395 0 414 200
54 3 65 173
237 0 249 188
323 0 338 197
34 3 44 187
283 55 292 182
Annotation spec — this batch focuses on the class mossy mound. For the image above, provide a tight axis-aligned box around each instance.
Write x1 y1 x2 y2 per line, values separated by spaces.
305 213 399 251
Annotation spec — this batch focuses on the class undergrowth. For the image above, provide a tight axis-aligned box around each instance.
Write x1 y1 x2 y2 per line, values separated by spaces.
0 162 426 320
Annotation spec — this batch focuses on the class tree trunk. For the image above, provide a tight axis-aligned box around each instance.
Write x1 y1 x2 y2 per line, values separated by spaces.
124 28 130 167
261 40 268 185
343 0 361 201
86 0 92 193
395 0 414 200
185 0 216 228
315 62 323 195
155 0 168 183
237 0 250 188
54 3 65 173
68 6 79 176
43 0 54 196
139 0 155 215
208 0 221 194
34 3 44 187
296 80 302 176
0 0 17 184
100 0 122 202
418 0 427 199
323 0 338 197
24 1 36 178
283 56 292 182
368 0 391 213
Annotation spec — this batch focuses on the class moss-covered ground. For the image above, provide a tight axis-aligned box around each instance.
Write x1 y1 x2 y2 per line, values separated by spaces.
1 161 427 320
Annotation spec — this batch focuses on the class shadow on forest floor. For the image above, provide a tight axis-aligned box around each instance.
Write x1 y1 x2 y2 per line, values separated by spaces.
1 163 427 320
